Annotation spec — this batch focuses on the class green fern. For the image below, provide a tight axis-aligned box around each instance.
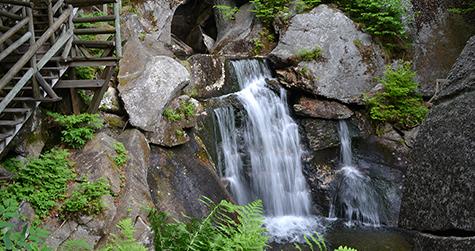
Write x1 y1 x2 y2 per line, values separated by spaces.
334 246 357 251
100 218 147 251
48 112 103 148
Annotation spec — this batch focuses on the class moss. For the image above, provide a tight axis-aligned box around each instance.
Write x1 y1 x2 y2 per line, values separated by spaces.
296 46 323 61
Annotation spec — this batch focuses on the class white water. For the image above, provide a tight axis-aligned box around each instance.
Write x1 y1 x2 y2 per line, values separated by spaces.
329 121 381 226
214 59 319 242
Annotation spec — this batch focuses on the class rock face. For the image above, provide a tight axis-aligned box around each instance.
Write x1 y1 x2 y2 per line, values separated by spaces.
45 130 154 249
293 97 354 119
148 134 233 220
269 5 384 104
411 0 475 95
118 39 190 131
399 37 475 232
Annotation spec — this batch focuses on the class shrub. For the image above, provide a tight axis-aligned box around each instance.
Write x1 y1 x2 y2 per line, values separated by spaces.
0 199 50 250
48 112 103 148
365 62 428 129
163 108 183 122
149 199 268 250
100 218 147 251
336 0 406 47
76 66 96 80
113 142 128 167
61 179 110 218
214 5 239 20
0 149 74 218
250 0 291 23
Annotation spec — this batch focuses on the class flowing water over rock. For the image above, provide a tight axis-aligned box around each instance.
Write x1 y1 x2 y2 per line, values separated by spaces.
329 121 382 226
214 59 320 242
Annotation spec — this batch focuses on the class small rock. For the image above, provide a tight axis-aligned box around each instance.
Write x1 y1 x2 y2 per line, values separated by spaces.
293 97 354 119
100 87 121 114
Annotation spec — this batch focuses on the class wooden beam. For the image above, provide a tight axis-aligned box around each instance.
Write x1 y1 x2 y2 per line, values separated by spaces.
65 0 116 7
35 72 61 101
87 66 114 113
55 79 105 89
0 17 28 46
114 1 122 57
0 31 31 62
37 29 73 69
0 0 31 7
0 68 34 113
73 40 114 48
0 10 22 20
73 15 115 23
74 27 116 35
52 0 65 14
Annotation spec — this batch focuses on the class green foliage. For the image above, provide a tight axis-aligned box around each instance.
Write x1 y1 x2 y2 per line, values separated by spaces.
75 66 96 80
214 5 239 20
0 199 51 251
252 38 264 55
163 108 183 122
294 233 326 251
100 218 147 251
48 112 103 148
250 0 291 23
448 1 475 14
0 149 74 218
149 199 268 251
61 239 93 251
162 100 196 122
113 142 128 167
296 47 323 61
61 179 110 219
336 0 406 46
296 0 322 13
365 62 428 129
334 246 357 251
78 90 93 105
175 129 185 138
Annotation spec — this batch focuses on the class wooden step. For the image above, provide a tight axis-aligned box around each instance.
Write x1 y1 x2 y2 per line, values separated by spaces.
2 108 31 113
0 97 61 102
0 119 24 126
74 27 116 35
73 40 114 48
73 15 115 23
55 79 105 89
0 132 14 140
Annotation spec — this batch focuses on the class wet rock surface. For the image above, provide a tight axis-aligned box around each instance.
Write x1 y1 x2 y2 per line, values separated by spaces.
148 134 233 220
270 5 384 104
399 37 475 232
293 97 354 120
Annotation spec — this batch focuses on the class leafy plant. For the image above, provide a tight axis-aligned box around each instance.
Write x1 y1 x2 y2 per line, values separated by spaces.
0 199 51 250
296 46 323 61
78 90 93 105
61 239 93 251
0 149 74 218
365 62 428 129
162 100 196 122
448 1 475 14
163 108 183 122
149 199 268 251
61 179 110 219
214 5 239 20
296 0 322 13
295 234 326 251
76 66 96 80
252 38 264 55
100 218 147 251
113 142 128 167
48 112 103 148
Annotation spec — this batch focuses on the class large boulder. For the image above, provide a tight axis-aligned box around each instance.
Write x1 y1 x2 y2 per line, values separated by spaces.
45 130 154 249
118 39 190 131
293 97 354 120
269 5 384 104
399 37 475 233
148 134 233 220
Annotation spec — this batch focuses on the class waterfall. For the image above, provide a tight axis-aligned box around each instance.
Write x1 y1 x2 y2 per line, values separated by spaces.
214 59 319 242
329 120 381 226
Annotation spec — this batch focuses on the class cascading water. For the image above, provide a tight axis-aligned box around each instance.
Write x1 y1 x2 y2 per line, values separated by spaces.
214 59 320 242
329 120 381 226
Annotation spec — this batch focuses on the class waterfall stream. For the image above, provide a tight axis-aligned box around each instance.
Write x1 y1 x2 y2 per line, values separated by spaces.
214 59 319 242
329 120 381 226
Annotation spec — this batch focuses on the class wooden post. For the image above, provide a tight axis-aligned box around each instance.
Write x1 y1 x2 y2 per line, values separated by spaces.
27 7 40 98
48 0 55 43
87 65 113 113
69 68 80 114
114 0 122 57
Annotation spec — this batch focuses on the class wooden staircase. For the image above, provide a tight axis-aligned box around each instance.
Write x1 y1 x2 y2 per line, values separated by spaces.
0 0 122 154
